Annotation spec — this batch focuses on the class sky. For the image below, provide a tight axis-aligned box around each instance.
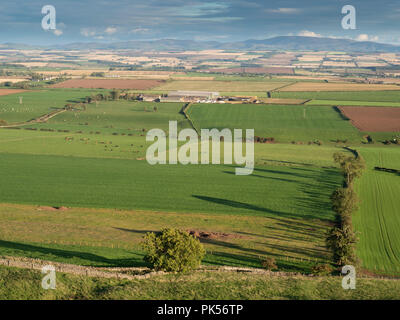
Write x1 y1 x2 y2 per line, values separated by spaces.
1 0 400 45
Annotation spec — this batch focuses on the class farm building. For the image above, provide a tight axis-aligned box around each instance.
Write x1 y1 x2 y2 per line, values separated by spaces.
169 91 220 100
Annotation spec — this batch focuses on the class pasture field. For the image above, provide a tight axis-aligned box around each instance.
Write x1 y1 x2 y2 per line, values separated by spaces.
187 103 362 143
39 100 191 133
154 80 292 92
0 201 334 271
0 152 340 221
306 100 400 107
277 82 400 92
353 147 400 276
1 265 400 300
0 89 105 123
271 90 400 102
0 129 349 169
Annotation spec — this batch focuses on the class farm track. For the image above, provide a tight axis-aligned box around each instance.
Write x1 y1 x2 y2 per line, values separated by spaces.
0 108 67 128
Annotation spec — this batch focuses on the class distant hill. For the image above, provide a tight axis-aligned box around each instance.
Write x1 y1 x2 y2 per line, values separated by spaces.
2 36 400 52
220 36 400 52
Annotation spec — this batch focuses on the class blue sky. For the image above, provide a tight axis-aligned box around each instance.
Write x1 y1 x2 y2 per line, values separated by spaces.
1 0 400 45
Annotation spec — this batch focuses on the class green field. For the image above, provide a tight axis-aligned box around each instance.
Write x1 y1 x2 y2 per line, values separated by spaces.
40 100 191 133
0 85 399 283
0 89 105 123
306 100 400 107
272 91 400 102
353 147 400 276
187 103 362 143
0 152 341 220
0 201 334 271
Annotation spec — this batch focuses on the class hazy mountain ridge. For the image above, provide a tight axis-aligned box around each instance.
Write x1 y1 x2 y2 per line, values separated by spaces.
1 36 400 52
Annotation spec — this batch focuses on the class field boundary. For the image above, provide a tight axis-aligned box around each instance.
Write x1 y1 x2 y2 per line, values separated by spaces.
181 102 198 134
1 255 398 281
0 108 67 128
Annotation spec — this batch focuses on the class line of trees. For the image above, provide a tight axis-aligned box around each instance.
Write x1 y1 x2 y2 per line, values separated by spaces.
84 90 139 103
326 151 366 266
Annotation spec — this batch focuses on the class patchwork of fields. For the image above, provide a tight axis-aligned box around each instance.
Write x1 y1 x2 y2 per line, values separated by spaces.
0 76 399 279
155 80 291 92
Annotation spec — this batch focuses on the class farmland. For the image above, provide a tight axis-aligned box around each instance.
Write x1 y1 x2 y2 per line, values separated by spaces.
353 147 400 276
0 45 400 300
339 106 400 132
272 90 400 102
50 79 164 89
0 89 103 123
187 103 362 143
277 82 400 92
306 100 400 107
154 80 291 92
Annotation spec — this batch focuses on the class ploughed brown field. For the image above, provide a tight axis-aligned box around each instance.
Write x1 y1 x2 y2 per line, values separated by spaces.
339 106 400 132
208 67 294 75
0 89 28 96
50 79 164 89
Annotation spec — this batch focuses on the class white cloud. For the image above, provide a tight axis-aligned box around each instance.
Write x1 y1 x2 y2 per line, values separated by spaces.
104 27 117 35
80 28 96 37
298 30 322 38
266 8 302 14
130 28 150 34
356 34 379 42
53 29 63 36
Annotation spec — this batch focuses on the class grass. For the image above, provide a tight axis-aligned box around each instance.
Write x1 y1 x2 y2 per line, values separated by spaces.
353 146 400 276
0 89 107 123
0 202 333 271
187 103 362 143
1 265 400 300
306 100 400 107
34 100 191 134
0 152 341 220
272 91 400 102
0 87 398 284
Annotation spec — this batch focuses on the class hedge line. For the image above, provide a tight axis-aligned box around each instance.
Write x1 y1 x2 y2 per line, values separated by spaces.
326 151 366 266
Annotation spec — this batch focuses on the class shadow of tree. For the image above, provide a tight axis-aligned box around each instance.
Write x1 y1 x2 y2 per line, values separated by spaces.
0 240 148 268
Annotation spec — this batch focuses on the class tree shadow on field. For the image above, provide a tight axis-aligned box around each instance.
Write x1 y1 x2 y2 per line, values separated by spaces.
193 195 294 218
113 227 156 235
192 195 324 220
205 251 311 272
0 240 148 268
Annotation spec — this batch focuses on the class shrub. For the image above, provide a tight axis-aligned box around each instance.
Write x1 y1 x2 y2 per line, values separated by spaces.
326 225 358 266
311 263 333 276
260 257 277 271
141 228 205 272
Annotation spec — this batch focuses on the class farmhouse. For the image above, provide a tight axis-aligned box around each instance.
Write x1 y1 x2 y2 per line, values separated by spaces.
162 90 220 102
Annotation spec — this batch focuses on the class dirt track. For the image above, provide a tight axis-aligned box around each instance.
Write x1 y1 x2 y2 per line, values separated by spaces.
339 106 400 132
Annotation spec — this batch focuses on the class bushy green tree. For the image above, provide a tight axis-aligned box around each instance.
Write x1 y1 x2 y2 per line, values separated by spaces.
333 152 366 187
331 187 359 226
110 89 121 100
326 225 358 266
142 228 205 272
